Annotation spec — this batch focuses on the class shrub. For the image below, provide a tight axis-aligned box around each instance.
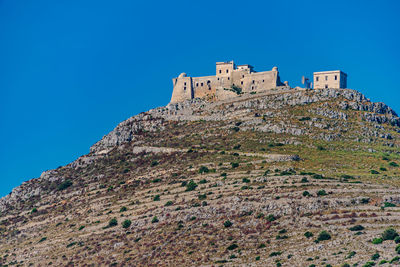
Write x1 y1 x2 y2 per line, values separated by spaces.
199 179 207 184
165 201 174 206
389 162 399 167
151 216 159 223
317 190 327 196
301 177 309 183
304 231 313 238
150 160 159 167
231 85 242 95
370 170 379 174
199 166 209 174
220 172 227 177
120 206 127 212
78 225 85 231
39 237 47 243
382 228 399 240
231 162 239 168
242 178 250 183
31 208 38 213
122 219 131 229
198 194 206 200
317 145 325 151
380 167 387 171
269 251 282 257
303 191 311 197
371 253 380 260
108 218 118 227
152 178 162 183
258 243 266 248
349 225 364 231
316 231 331 241
372 238 383 244
153 195 160 201
384 202 396 207
58 180 73 191
227 243 238 250
185 180 198 191
266 214 276 222
347 251 356 259
395 236 400 244
224 220 233 228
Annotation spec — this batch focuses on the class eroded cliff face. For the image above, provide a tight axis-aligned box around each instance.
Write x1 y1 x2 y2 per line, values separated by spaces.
1 87 400 267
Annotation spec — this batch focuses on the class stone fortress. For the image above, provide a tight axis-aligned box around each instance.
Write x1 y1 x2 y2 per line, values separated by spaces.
170 61 348 103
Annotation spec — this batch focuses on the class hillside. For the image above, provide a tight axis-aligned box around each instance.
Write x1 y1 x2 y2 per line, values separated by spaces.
1 88 400 266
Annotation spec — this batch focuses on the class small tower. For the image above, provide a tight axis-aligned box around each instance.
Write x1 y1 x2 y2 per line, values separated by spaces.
170 73 193 103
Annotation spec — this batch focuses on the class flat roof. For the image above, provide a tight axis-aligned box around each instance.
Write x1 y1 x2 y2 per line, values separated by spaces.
313 70 347 76
216 61 234 65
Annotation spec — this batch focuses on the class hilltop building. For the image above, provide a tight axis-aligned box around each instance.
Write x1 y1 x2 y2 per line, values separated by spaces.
170 61 287 103
313 70 347 89
170 61 348 103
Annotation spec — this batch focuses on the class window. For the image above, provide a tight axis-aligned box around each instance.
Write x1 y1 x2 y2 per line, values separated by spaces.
242 75 244 78
252 80 255 84
201 83 203 86
335 75 337 80
226 69 229 73
241 81 243 85
325 84 328 88
196 83 198 86
207 80 210 84
219 70 221 74
316 77 319 82
228 77 230 80
184 82 186 85
217 78 219 80
325 76 328 81
184 87 186 90
262 80 264 82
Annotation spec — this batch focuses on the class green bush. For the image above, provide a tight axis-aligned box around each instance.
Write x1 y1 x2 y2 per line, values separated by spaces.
316 231 331 241
199 179 207 184
370 170 379 174
304 231 313 238
224 220 233 228
258 243 266 248
389 162 399 167
122 219 131 229
120 206 127 212
380 167 387 171
108 218 118 227
303 191 311 197
31 208 38 213
58 179 73 191
269 251 282 257
150 160 159 167
301 177 309 183
384 202 396 207
231 162 239 168
165 201 174 206
153 195 160 201
317 190 327 196
371 253 380 260
372 237 383 244
199 166 209 174
242 178 250 183
266 214 276 222
185 180 198 192
382 228 399 240
227 243 238 250
151 216 159 223
349 225 364 231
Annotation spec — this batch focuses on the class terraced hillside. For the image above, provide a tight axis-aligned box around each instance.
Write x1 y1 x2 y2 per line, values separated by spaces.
1 88 400 266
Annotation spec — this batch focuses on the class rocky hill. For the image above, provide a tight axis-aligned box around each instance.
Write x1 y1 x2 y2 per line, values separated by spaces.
1 88 400 266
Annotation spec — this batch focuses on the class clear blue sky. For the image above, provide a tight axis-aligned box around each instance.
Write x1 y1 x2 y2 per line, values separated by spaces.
1 0 399 197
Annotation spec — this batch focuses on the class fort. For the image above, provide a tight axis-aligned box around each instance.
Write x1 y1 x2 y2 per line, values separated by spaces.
170 61 348 103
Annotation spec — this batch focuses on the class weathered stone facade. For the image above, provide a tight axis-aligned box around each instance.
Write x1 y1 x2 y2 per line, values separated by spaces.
313 70 347 89
170 61 286 103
